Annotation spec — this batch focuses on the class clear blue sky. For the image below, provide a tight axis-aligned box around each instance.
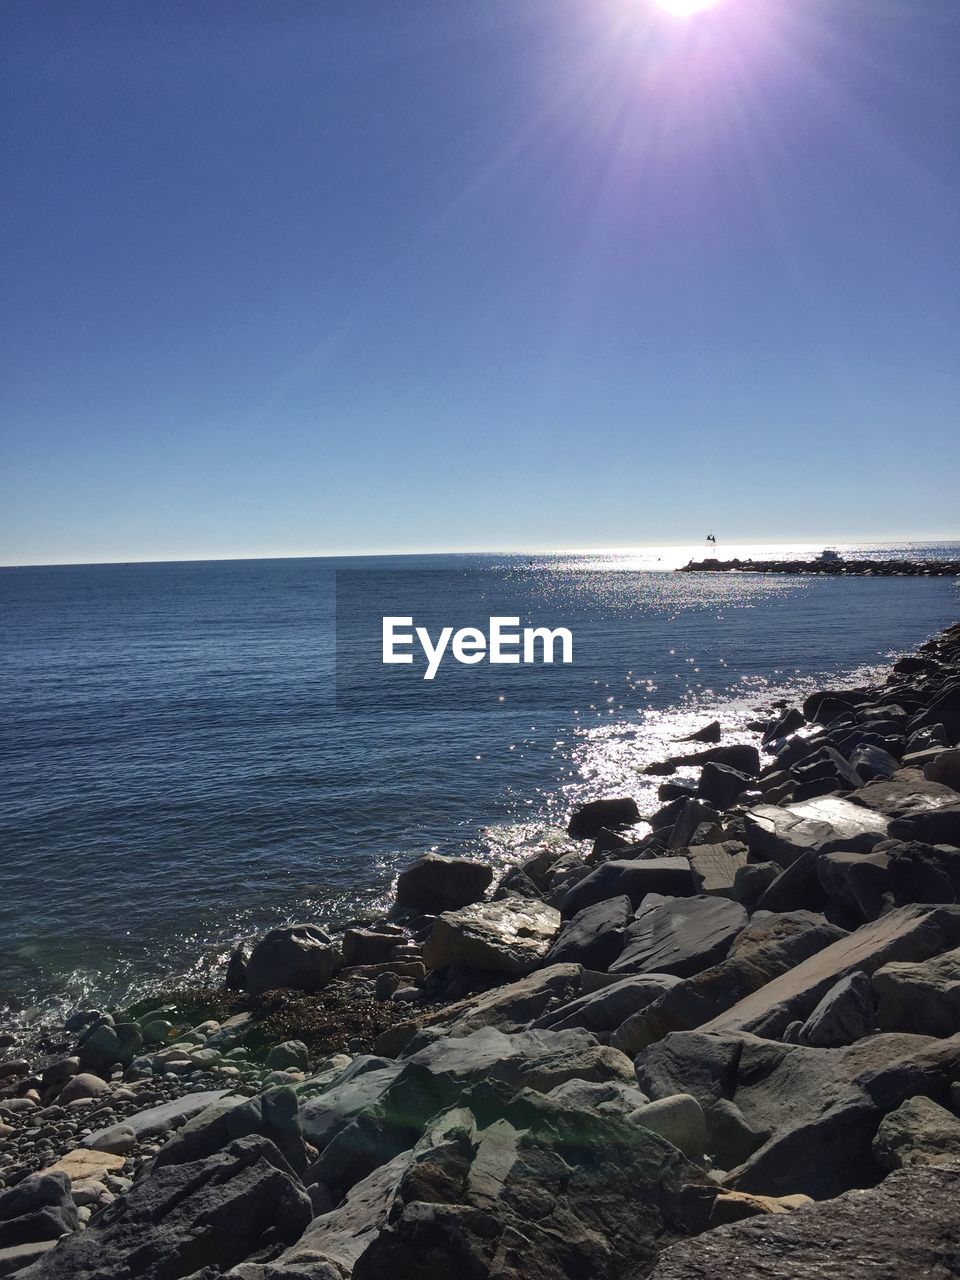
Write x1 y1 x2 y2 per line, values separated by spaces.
2 0 958 564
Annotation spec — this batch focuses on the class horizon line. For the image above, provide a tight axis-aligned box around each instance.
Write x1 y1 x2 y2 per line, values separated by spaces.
3 532 960 571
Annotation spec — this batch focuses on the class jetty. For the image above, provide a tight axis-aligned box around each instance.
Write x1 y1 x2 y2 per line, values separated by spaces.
678 555 960 576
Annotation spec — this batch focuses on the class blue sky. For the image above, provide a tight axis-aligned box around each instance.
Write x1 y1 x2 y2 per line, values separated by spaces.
2 0 958 564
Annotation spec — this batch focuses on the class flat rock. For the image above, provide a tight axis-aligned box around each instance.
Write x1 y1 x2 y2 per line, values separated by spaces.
609 895 747 979
40 1149 125 1184
744 797 889 867
848 772 960 818
702 903 960 1040
686 843 749 897
890 802 960 846
422 898 561 975
544 895 632 969
649 1164 960 1280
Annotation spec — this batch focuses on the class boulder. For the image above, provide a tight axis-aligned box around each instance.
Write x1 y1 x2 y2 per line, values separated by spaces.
342 927 407 967
817 850 890 922
872 1094 960 1169
609 895 747 979
629 1094 706 1161
849 744 900 781
19 1136 312 1279
300 1058 404 1151
886 840 960 905
611 911 846 1054
648 1164 960 1280
244 924 339 995
561 857 695 918
672 744 760 776
744 797 889 867
349 1088 715 1280
153 1086 308 1177
111 1090 231 1141
544 895 632 970
849 773 960 819
567 797 641 840
0 1174 77 1250
873 945 960 1035
890 802 960 846
701 903 960 1040
687 843 749 897
755 850 827 914
533 973 680 1036
266 1041 310 1071
696 763 752 810
924 748 960 791
797 971 875 1047
394 854 493 913
422 898 560 976
54 1074 110 1105
682 720 722 743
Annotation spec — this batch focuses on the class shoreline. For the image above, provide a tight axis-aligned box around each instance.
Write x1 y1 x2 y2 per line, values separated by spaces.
2 618 960 1275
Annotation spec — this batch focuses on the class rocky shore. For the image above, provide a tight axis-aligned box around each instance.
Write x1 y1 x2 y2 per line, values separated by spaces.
678 555 960 575
4 620 960 1277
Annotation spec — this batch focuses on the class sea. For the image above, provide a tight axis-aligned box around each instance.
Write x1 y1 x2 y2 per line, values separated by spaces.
2 541 958 1026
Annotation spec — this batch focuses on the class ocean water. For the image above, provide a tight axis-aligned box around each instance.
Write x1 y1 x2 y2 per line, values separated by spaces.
2 541 958 1022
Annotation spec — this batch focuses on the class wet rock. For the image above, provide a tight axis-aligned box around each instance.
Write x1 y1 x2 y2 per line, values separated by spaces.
682 720 721 744
696 763 752 810
544 895 631 970
561 857 695 917
873 945 960 1035
422 898 560 976
244 924 339 995
672 744 761 776
755 850 827 914
567 797 641 839
649 1164 960 1280
797 971 875 1047
609 895 747 979
394 854 493 913
731 861 780 908
744 796 889 867
873 1094 960 1169
850 744 900 781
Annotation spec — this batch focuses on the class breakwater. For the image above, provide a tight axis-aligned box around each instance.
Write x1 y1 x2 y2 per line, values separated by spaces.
678 556 960 576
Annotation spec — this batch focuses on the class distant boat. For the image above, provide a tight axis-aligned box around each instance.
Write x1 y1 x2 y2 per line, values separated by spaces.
706 533 716 545
817 548 841 563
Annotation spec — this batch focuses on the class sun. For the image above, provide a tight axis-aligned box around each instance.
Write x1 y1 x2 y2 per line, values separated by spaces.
655 0 723 16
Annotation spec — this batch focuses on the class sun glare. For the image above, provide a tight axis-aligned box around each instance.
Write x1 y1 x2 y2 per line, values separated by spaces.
656 0 723 16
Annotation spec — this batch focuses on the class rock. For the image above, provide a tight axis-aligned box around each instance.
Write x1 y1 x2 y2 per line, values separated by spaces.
54 1074 110 1104
119 1091 231 1141
850 744 900 781
422 898 561 976
533 973 680 1036
244 924 339 995
41 1149 125 1185
224 945 247 990
731 861 780 908
873 1094 960 1169
561 857 695 917
266 1041 310 1072
696 763 752 810
702 903 960 1040
817 850 890 922
666 800 723 851
708 1190 812 1226
672 744 761 776
890 802 960 846
609 895 747 979
76 1021 142 1072
797 971 875 1047
687 843 749 897
682 720 722 743
394 854 493 913
648 1164 960 1280
153 1087 308 1177
744 797 889 867
0 1173 78 1249
80 1124 136 1156
19 1136 312 1279
755 850 827 913
38 1059 78 1090
873 945 960 1035
349 1088 715 1280
924 748 960 791
342 928 406 967
849 773 960 818
611 910 847 1054
0 1242 57 1277
567 797 641 839
887 840 960 904
629 1094 706 1161
544 895 632 969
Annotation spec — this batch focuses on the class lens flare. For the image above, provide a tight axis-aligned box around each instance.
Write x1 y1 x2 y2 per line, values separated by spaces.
656 0 723 16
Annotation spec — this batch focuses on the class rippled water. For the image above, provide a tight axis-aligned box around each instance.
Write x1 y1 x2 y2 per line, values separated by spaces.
2 542 958 1020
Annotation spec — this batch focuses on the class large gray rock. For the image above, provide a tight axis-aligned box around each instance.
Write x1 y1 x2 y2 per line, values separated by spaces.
744 797 889 867
797 971 875 1047
817 850 891 922
890 802 960 846
873 1095 960 1169
244 924 339 995
924 748 960 791
19 1136 312 1279
702 903 960 1040
119 1090 231 1140
544 895 632 970
394 854 493 913
350 1089 715 1280
422 898 560 975
300 1058 403 1150
649 1164 960 1280
533 973 680 1036
152 1086 308 1176
0 1175 77 1250
610 911 846 1054
609 895 747 979
561 857 695 917
848 772 959 818
696 763 753 810
873 945 960 1035
687 843 749 897
567 796 641 839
